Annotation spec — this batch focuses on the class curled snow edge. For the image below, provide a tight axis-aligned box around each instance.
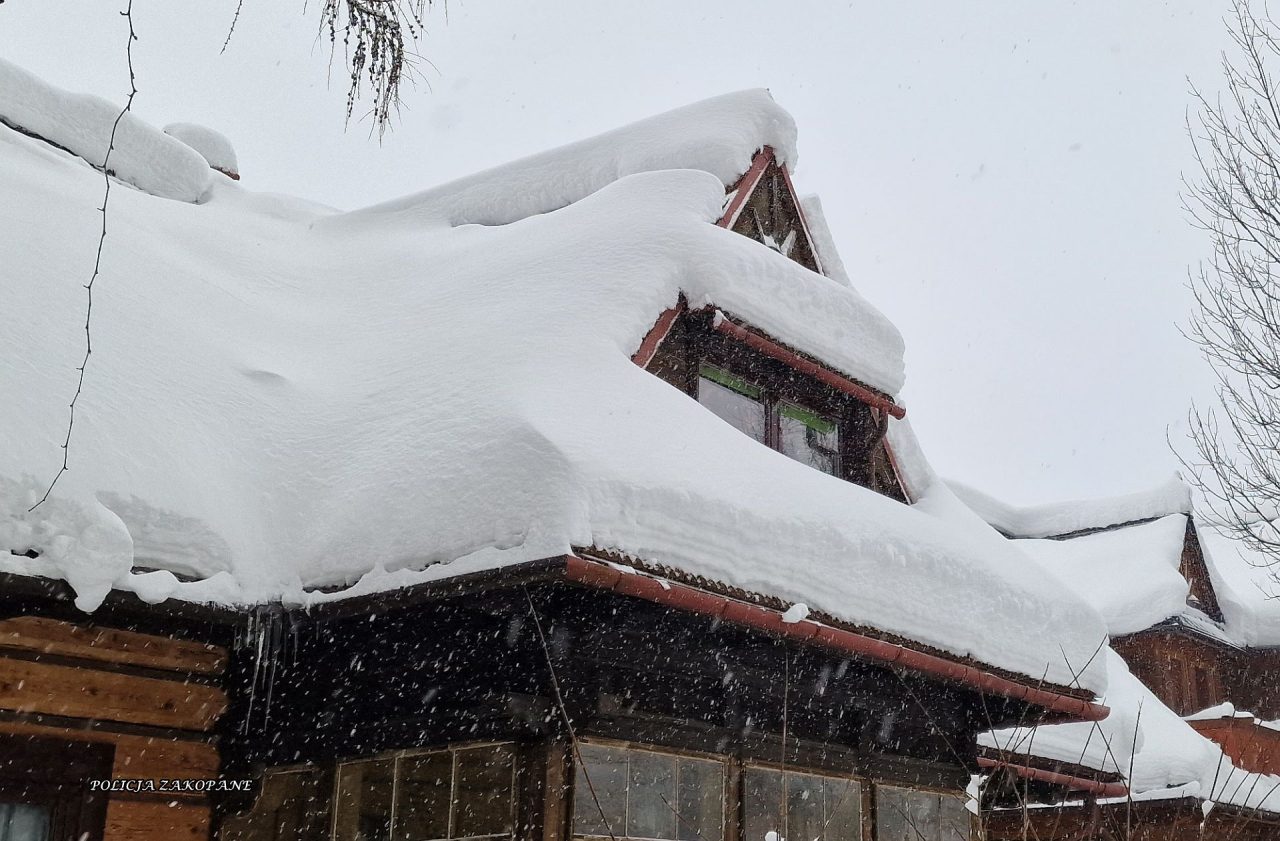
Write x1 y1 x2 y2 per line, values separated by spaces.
0 57 212 202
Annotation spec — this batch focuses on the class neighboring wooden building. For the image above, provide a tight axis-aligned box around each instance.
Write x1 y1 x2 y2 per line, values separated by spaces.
964 492 1280 839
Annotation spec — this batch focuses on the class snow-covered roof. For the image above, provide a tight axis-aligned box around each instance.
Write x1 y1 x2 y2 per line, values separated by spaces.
962 484 1280 814
1016 514 1192 637
0 63 1109 694
950 475 1191 539
1199 527 1280 648
982 650 1280 815
0 57 215 202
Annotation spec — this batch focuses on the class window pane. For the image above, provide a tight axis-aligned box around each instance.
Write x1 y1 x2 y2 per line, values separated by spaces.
905 791 939 841
627 750 677 840
742 768 784 841
394 753 451 841
573 744 627 838
698 375 766 444
454 746 516 839
873 787 909 841
335 759 395 841
0 804 48 841
786 773 825 841
779 405 839 475
937 795 970 841
823 778 862 841
675 758 724 841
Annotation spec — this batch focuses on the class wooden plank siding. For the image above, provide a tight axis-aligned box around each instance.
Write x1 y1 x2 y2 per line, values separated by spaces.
0 615 229 841
0 615 227 674
104 798 212 841
0 657 224 730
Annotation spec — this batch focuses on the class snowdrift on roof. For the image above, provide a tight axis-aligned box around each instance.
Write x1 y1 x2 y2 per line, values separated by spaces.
1199 527 1280 648
0 58 212 202
983 649 1280 814
0 71 1107 692
950 475 1190 538
1017 514 1191 636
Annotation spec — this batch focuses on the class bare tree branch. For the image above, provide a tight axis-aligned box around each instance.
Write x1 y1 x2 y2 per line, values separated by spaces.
30 0 138 511
1181 0 1280 584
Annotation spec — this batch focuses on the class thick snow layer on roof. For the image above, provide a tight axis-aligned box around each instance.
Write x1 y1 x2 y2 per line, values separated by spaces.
1017 515 1191 636
1199 528 1280 648
163 122 238 176
0 58 211 202
352 89 796 228
950 476 1191 538
983 650 1280 814
0 79 1107 692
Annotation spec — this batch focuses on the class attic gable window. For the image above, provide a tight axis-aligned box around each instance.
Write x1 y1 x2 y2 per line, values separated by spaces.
697 365 841 476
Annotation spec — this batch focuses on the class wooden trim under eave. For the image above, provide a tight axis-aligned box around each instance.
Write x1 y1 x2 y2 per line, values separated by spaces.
717 146 775 230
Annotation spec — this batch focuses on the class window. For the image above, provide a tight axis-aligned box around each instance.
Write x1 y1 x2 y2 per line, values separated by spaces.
220 767 332 841
0 803 49 841
698 366 841 477
572 743 725 841
742 767 862 841
698 367 768 444
778 405 840 476
330 745 516 841
874 787 969 841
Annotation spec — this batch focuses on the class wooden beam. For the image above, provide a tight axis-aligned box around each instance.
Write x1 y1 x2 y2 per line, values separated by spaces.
0 718 218 782
0 656 225 731
103 798 210 841
0 616 227 675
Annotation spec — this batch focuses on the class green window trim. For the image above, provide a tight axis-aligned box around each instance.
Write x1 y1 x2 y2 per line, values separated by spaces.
778 402 837 436
698 365 762 399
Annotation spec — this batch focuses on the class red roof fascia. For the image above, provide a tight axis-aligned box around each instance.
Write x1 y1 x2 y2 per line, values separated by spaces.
717 146 775 229
713 315 905 419
977 756 1129 798
631 303 686 368
563 555 1110 723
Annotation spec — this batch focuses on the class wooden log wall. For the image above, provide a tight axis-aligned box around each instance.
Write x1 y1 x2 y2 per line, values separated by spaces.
0 615 228 841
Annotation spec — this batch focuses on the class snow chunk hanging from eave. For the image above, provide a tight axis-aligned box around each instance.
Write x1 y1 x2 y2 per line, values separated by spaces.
164 122 238 179
949 475 1191 539
345 89 798 228
0 57 211 203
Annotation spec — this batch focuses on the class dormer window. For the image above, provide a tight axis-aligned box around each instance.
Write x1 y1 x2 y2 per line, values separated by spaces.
698 365 841 477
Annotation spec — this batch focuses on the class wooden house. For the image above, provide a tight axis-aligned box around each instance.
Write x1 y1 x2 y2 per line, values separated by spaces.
957 483 1280 839
0 78 1118 841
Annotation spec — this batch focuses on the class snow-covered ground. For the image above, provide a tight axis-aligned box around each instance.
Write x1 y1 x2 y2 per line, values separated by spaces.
0 63 1109 693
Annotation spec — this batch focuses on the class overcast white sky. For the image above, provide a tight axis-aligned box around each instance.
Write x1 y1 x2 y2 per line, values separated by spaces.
1 1 1238 506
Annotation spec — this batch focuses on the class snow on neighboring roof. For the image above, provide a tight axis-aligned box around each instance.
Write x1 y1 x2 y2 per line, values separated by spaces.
950 475 1191 538
0 68 1108 693
1016 514 1191 636
0 58 211 202
1199 527 1280 648
164 122 238 177
983 649 1280 814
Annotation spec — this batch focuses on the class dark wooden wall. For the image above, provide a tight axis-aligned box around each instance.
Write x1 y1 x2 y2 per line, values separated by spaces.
218 578 1031 825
